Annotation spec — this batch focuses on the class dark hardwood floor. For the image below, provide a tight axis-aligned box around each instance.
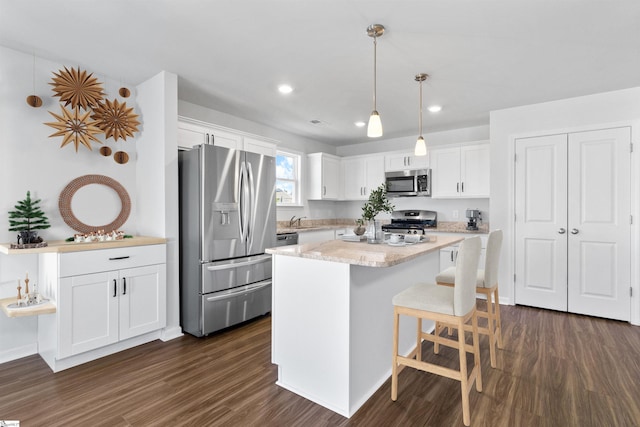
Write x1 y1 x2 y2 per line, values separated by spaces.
2 303 640 426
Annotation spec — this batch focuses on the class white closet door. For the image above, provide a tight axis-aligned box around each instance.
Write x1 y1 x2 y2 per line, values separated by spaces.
515 134 568 311
567 127 631 321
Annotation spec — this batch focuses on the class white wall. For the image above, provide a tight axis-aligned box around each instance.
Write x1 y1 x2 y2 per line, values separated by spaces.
136 71 182 340
0 45 166 362
490 87 640 324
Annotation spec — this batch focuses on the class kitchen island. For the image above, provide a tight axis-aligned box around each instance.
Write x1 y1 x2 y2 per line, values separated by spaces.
266 235 463 417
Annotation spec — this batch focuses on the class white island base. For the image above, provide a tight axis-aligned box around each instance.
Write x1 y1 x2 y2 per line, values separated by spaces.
269 235 462 417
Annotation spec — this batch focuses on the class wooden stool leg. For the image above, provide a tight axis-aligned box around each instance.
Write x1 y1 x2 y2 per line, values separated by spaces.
494 287 503 348
458 317 471 426
417 318 423 361
486 289 497 368
447 325 453 335
472 311 482 392
391 308 400 401
434 321 440 354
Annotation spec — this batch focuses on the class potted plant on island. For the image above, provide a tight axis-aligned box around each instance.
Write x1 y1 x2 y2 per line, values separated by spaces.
8 191 51 247
361 183 394 243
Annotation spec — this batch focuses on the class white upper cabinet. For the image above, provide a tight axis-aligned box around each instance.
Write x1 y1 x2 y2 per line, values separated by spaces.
385 151 429 172
178 117 277 155
342 154 385 200
431 142 489 198
244 136 277 157
178 119 242 150
308 153 341 200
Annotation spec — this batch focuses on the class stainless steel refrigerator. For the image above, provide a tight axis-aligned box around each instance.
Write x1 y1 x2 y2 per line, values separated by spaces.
179 143 276 337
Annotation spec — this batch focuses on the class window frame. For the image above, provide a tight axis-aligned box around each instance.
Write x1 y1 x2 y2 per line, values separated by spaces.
275 149 303 207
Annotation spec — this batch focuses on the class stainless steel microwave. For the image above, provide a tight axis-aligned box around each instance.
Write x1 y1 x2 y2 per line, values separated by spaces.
385 169 431 197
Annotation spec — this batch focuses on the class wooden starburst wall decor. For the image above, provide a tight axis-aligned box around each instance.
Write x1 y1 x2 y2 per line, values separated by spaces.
41 65 141 158
45 105 104 151
50 66 105 110
91 98 140 141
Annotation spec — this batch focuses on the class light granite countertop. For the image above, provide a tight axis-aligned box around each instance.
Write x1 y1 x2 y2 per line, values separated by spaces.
266 234 463 267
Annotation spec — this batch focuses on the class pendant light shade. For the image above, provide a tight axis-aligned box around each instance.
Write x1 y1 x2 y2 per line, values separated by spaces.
368 110 382 137
414 73 429 156
366 24 384 138
415 136 427 156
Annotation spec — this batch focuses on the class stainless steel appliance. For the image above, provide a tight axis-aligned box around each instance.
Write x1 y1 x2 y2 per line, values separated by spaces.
382 209 437 234
466 209 481 231
179 144 276 337
385 169 431 197
276 232 298 246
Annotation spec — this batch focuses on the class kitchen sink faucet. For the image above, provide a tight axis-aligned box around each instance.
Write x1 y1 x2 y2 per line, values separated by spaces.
289 216 306 228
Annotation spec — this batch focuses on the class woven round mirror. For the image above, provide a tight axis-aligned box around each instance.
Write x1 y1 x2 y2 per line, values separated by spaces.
59 174 131 233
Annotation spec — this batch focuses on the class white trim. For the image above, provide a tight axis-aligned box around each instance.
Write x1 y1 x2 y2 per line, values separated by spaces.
160 326 184 341
0 343 37 365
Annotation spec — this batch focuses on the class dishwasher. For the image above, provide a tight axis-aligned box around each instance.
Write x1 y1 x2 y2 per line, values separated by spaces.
276 232 299 246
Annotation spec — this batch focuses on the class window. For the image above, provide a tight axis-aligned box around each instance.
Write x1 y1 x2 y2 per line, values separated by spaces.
276 150 301 205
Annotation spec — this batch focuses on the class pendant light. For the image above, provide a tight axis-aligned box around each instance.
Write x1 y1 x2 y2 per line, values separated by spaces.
414 73 428 156
366 24 384 138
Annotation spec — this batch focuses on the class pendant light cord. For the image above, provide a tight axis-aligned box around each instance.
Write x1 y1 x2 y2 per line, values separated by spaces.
372 37 377 110
418 77 423 136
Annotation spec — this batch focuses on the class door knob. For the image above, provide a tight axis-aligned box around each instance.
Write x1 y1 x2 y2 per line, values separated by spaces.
558 228 566 234
571 228 579 234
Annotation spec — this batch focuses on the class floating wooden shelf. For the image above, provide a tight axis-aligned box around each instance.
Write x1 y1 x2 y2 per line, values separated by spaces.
0 297 56 318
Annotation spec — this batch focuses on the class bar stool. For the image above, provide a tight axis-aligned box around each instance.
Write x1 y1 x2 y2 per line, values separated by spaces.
391 236 482 427
435 229 503 368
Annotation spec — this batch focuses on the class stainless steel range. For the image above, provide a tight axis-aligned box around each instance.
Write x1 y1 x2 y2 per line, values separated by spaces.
382 210 437 235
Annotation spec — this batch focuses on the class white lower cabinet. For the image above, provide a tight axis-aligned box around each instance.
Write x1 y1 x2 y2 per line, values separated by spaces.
297 229 336 244
438 235 487 272
39 244 166 371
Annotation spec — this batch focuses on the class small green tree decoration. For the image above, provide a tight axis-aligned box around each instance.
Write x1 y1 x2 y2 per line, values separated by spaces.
361 183 394 222
8 191 51 243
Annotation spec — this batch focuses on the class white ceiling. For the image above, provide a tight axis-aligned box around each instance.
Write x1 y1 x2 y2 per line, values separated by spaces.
1 1 639 146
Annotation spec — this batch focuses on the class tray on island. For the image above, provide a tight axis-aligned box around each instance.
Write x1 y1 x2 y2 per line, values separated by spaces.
341 235 367 242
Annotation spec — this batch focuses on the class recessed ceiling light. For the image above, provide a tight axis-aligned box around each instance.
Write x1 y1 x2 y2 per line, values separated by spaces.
428 105 442 113
355 121 366 127
278 84 293 94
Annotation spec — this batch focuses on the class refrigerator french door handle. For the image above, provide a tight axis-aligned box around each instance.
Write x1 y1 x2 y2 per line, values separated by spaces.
238 161 248 242
247 161 255 247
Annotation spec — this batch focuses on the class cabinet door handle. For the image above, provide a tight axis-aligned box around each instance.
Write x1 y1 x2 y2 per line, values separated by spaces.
457 182 460 193
113 279 117 297
363 186 366 195
122 277 127 295
109 256 130 261
571 228 579 235
407 157 411 166
450 251 454 262
323 186 326 196
461 182 464 192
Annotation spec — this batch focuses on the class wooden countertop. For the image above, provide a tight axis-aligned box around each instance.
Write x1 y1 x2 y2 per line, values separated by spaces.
0 236 166 255
0 297 56 318
266 234 463 267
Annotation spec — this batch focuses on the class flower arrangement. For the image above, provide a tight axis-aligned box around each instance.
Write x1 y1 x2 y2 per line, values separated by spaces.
361 183 394 222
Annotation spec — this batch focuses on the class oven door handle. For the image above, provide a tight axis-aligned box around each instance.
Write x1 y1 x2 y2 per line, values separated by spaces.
205 254 271 271
205 280 272 302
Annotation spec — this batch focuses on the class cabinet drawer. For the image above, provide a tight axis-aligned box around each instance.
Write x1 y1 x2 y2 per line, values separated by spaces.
60 244 166 277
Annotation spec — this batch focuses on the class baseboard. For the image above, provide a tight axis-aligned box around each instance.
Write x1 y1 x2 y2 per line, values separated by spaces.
160 325 183 341
0 343 37 365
